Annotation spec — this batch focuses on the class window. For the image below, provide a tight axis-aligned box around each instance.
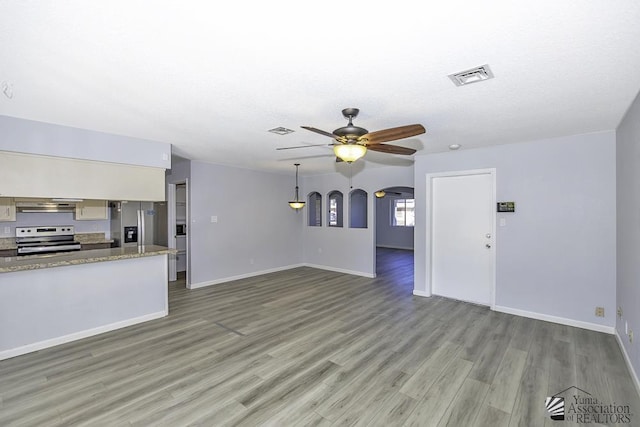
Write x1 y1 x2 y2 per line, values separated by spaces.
393 198 415 226
308 192 322 226
327 191 343 227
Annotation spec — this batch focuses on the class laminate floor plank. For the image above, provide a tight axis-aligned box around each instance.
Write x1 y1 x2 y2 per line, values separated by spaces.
402 357 473 427
437 377 489 427
484 347 528 413
0 248 637 427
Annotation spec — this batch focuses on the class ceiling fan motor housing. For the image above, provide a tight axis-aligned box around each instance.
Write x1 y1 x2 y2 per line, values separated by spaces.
334 108 368 140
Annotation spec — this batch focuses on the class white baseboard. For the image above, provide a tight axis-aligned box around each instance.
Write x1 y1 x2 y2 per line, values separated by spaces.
0 310 168 361
615 330 640 398
413 289 431 297
493 305 615 334
302 263 376 278
188 264 306 289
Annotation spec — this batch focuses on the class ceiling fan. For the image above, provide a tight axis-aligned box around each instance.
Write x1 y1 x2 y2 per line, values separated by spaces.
277 108 426 163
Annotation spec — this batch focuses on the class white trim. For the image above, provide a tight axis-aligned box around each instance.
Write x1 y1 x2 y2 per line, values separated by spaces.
413 289 431 297
303 263 376 278
0 310 167 361
188 264 306 289
167 183 177 282
493 305 615 334
188 263 375 289
615 330 640 398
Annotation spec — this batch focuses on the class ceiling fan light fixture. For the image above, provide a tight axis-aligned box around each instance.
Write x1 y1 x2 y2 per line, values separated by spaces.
334 143 367 163
288 163 305 210
375 190 386 198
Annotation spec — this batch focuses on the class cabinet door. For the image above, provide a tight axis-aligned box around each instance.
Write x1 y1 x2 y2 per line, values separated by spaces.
75 200 108 220
0 197 16 222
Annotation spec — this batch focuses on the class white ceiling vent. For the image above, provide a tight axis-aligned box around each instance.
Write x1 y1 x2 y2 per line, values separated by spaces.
268 127 294 135
448 64 494 86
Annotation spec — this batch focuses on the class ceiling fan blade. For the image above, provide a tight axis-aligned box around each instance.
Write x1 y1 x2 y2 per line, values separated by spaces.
362 124 425 145
301 126 338 139
367 144 416 155
276 144 330 150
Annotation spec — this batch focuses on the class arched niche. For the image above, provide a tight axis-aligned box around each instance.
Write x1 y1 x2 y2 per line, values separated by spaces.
307 191 322 226
350 189 368 228
327 190 344 227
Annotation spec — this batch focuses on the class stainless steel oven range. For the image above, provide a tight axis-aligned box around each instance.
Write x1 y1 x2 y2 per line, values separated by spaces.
15 226 81 256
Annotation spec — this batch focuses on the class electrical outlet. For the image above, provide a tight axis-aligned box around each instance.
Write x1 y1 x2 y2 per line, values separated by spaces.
629 330 633 344
595 307 605 317
617 306 623 318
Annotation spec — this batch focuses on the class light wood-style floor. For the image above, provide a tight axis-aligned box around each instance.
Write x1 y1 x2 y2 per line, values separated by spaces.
1 248 638 426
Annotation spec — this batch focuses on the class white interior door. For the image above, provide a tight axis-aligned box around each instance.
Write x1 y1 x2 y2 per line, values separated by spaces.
430 170 495 306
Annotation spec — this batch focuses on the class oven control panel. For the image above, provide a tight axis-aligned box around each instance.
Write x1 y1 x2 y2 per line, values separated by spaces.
16 226 75 237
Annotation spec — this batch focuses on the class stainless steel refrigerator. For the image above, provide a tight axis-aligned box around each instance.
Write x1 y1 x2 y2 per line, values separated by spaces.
109 201 166 248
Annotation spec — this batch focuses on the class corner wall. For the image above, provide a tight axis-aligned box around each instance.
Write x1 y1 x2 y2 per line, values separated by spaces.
188 161 304 287
616 89 640 388
414 131 617 331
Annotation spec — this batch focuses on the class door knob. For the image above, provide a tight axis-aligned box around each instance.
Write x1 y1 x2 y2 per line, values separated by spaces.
485 244 491 249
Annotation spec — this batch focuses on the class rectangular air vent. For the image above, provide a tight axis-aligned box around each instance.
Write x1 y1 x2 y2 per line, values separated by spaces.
448 64 494 86
268 127 294 135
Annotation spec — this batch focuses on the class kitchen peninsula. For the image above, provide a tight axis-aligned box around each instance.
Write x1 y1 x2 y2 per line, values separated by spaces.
0 245 175 360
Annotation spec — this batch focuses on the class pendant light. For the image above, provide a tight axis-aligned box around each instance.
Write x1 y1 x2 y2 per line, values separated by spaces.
288 163 305 210
375 190 386 198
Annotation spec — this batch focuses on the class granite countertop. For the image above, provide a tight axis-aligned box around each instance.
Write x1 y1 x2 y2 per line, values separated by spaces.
75 232 114 245
0 237 16 250
0 245 177 273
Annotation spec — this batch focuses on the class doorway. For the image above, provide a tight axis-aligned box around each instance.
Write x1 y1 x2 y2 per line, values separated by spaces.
428 169 496 306
175 183 187 282
167 181 189 287
374 186 415 284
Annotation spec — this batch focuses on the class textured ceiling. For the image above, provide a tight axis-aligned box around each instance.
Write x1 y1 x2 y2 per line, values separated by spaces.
1 1 640 175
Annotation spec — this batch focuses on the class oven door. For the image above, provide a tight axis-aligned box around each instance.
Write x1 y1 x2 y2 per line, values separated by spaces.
17 242 82 255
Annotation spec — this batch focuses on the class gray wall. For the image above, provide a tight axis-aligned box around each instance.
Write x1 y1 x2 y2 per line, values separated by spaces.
0 115 171 168
166 155 191 184
616 90 640 381
414 131 617 330
188 161 303 286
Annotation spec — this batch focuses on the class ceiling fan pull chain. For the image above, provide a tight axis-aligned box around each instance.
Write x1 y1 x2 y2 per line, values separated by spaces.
349 163 353 189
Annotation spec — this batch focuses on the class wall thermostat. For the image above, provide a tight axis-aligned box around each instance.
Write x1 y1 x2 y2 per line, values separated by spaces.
497 202 515 212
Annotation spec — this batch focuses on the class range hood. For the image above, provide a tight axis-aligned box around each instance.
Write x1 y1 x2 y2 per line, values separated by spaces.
15 199 81 213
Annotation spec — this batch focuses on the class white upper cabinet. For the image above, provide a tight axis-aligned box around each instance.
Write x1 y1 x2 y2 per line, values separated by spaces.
0 197 16 222
75 200 108 220
0 151 166 201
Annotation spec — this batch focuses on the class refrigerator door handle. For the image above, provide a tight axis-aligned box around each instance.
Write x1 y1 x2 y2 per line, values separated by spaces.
138 209 145 247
